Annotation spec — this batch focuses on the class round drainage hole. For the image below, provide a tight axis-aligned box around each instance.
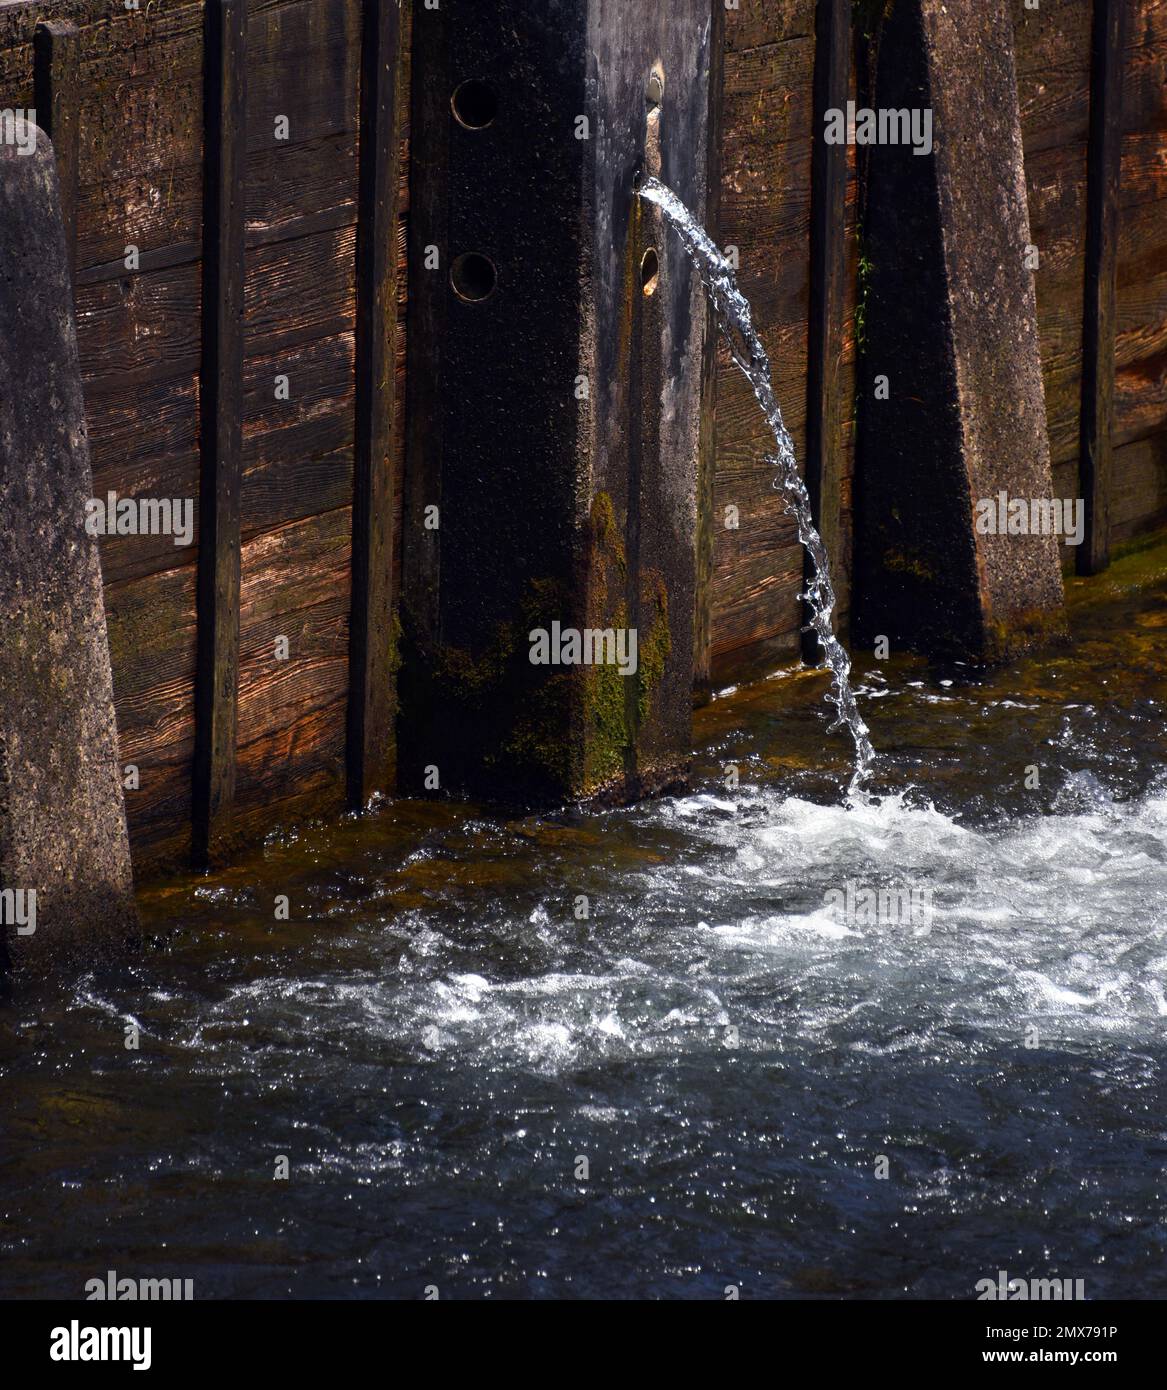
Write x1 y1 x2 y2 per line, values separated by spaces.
451 252 498 303
451 79 498 130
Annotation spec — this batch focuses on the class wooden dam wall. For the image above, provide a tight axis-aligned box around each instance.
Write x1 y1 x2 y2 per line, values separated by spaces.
0 0 1163 876
712 0 1167 681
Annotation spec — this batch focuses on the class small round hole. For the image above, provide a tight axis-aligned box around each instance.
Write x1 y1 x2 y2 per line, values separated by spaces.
451 251 498 303
451 79 498 130
641 247 659 297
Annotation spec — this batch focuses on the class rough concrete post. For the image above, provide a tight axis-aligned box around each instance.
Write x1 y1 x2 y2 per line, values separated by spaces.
401 1 712 804
0 122 138 970
853 0 1067 662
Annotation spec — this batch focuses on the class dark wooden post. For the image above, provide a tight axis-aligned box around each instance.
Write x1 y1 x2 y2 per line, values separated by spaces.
401 0 712 805
693 0 724 705
193 0 246 867
1078 0 1127 576
348 0 406 809
804 0 850 663
32 20 80 275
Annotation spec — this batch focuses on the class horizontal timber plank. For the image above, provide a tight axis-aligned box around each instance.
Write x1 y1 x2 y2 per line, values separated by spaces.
236 510 352 811
243 222 357 355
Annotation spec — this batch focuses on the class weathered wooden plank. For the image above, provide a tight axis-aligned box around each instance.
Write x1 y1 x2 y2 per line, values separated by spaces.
243 223 357 353
75 171 204 274
694 0 726 700
193 0 247 866
105 565 198 869
1121 0 1167 132
711 3 816 684
0 1 204 96
1013 0 1092 476
244 0 359 156
245 131 358 244
348 0 404 807
1113 2 1167 488
74 261 202 386
235 510 352 814
92 457 201 587
1078 0 1127 574
803 0 849 662
1111 432 1167 541
1012 0 1093 153
1024 142 1088 464
832 56 860 628
721 0 814 52
242 332 356 538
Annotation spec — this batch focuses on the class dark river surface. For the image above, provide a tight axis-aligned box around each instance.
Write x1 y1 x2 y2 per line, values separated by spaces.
3 544 1166 1300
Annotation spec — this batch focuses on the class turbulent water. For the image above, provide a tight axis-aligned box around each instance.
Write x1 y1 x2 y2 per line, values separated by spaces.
2 552 1165 1299
639 175 875 790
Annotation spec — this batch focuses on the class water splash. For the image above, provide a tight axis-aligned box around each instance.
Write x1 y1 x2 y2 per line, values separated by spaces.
638 175 875 792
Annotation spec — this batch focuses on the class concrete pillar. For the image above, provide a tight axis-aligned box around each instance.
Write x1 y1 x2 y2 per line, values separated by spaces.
854 0 1067 662
400 0 714 804
0 121 138 970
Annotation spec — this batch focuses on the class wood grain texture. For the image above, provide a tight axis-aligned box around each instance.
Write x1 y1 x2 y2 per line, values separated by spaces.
1079 0 1128 574
349 0 405 806
804 0 849 661
193 0 247 866
1013 0 1092 478
235 510 352 817
104 564 198 870
233 0 362 840
711 0 816 683
1113 0 1167 545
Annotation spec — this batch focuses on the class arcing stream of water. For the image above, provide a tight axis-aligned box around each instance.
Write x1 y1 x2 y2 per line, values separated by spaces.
638 176 875 792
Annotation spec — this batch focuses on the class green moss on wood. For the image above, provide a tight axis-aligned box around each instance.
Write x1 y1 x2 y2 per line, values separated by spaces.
637 577 671 725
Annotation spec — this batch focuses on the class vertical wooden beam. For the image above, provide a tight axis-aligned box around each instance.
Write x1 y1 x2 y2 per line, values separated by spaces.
804 0 850 662
1078 0 1126 576
693 0 724 703
32 20 80 275
400 1 710 804
193 0 246 867
348 0 405 809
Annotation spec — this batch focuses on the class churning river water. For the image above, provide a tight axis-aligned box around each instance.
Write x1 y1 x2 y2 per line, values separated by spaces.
2 545 1166 1300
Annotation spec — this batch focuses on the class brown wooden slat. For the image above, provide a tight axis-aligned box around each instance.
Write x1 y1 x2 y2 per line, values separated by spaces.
193 0 247 866
348 0 405 807
803 0 848 661
1078 0 1127 574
